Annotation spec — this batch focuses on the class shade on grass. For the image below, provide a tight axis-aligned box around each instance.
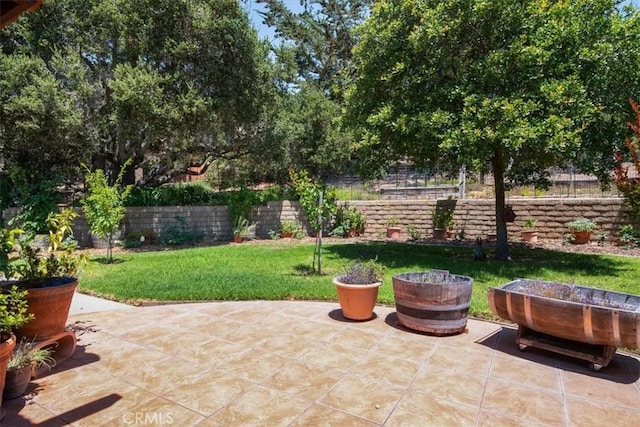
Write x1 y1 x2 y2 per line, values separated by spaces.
79 241 640 318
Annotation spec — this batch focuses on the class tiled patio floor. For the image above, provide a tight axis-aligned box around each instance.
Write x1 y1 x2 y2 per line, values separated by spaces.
3 301 640 426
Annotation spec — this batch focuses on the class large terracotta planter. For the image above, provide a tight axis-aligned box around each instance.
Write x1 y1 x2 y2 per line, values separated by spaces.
392 271 474 335
333 278 382 321
14 277 78 341
0 336 16 419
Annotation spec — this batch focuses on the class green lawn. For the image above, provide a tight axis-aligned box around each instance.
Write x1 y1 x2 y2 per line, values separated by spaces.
79 241 640 318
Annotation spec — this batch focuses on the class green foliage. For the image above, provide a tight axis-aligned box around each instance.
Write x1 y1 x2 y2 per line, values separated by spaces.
523 219 538 230
614 99 640 226
289 168 337 231
337 259 384 285
0 227 23 279
0 285 34 343
432 206 455 229
81 161 133 263
279 220 304 238
619 224 640 248
122 232 146 249
8 217 87 281
330 205 366 237
160 216 204 246
7 338 55 371
8 179 61 235
1 0 271 185
232 217 255 239
567 218 597 233
406 224 421 240
385 217 399 227
347 0 640 259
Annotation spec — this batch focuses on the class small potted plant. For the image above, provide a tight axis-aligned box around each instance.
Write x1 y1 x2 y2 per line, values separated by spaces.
279 219 303 238
521 218 538 243
567 218 597 244
232 216 254 243
3 338 55 400
432 206 455 239
333 260 384 321
385 217 401 239
0 284 33 417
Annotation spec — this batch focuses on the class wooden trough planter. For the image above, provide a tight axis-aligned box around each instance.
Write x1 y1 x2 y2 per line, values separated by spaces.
488 279 640 370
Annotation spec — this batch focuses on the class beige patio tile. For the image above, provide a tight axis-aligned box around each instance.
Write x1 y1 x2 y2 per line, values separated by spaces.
210 385 310 426
349 351 420 388
262 360 342 401
103 396 205 426
118 355 208 395
411 369 487 406
217 348 291 382
385 389 479 427
373 329 438 363
423 343 493 376
565 395 640 427
561 367 640 409
143 330 216 356
290 319 346 341
289 403 378 426
219 323 272 347
318 374 404 424
297 341 366 372
162 369 256 417
490 353 562 392
481 378 565 426
179 337 246 367
476 409 552 427
2 402 66 427
329 326 389 350
259 333 320 359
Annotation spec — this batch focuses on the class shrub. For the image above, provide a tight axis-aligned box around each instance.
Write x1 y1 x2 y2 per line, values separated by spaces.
161 216 203 246
614 98 640 227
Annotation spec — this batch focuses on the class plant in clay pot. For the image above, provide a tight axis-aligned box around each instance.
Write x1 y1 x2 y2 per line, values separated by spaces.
385 217 401 239
521 218 539 243
0 285 33 419
232 216 255 243
431 206 455 239
4 338 55 400
567 218 596 244
333 260 384 321
1 209 86 351
279 220 304 239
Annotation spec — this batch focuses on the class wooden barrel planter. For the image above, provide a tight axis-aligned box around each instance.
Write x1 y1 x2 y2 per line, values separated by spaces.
392 270 474 335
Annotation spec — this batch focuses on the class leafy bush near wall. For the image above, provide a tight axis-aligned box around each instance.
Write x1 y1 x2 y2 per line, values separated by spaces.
125 183 288 208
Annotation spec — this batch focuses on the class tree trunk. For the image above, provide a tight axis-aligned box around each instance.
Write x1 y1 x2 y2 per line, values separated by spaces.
492 150 510 260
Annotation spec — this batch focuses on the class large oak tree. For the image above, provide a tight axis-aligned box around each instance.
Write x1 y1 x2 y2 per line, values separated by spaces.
347 0 640 259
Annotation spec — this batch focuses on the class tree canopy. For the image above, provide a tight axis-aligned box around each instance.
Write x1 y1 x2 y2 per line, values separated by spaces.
1 0 270 186
347 0 640 259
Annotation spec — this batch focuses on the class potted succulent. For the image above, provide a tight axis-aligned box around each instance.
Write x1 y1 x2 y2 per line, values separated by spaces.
1 209 86 343
333 260 384 321
0 284 33 419
432 206 455 239
521 218 539 243
385 217 401 239
567 218 597 244
3 338 54 400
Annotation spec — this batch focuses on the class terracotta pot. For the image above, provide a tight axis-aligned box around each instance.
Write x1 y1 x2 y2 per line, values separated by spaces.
432 228 446 239
521 230 538 243
333 278 382 321
14 277 78 341
0 336 16 419
347 228 358 238
232 235 243 243
386 227 401 239
280 232 293 238
572 231 591 244
3 364 32 400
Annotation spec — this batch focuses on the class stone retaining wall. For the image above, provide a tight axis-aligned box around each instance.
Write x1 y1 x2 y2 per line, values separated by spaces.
2 197 627 247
